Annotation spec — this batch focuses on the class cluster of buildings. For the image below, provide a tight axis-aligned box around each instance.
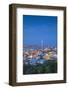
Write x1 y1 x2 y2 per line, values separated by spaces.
23 47 57 65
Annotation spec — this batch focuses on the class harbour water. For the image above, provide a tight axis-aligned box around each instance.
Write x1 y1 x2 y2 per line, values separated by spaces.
23 58 47 65
28 58 46 65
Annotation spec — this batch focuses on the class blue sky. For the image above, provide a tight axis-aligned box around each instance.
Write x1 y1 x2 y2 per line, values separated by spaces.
23 15 57 47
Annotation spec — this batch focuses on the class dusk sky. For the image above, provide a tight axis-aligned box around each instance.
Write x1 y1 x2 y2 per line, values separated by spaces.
23 15 57 47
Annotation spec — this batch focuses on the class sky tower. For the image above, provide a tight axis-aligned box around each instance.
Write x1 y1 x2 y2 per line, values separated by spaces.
41 40 44 50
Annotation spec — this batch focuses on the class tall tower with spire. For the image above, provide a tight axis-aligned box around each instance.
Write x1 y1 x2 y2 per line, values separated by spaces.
41 40 44 50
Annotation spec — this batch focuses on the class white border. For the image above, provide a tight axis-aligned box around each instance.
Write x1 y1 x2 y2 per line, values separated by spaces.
17 8 64 82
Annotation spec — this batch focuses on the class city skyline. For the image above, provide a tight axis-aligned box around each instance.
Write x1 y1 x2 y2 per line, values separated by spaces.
23 15 57 74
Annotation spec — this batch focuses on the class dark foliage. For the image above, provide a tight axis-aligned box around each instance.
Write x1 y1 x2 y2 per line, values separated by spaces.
23 60 57 75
